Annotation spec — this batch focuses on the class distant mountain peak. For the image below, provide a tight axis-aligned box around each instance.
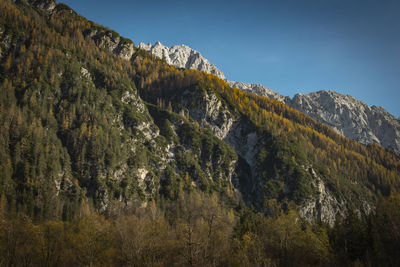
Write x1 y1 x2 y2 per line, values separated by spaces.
138 41 226 80
287 90 400 153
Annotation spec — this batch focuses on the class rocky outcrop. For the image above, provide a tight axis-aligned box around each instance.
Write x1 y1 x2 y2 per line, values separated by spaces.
26 0 56 12
175 86 264 207
0 26 10 59
84 29 136 60
287 91 400 154
224 121 265 208
138 42 225 80
299 167 372 226
299 168 347 226
180 89 235 139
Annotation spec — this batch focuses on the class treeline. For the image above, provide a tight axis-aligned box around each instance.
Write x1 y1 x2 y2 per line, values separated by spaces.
1 192 400 266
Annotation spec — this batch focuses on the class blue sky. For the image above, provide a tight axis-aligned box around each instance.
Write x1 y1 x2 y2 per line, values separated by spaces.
61 0 400 116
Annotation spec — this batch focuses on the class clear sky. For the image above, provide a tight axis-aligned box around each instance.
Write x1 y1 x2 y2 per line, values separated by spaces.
61 0 400 117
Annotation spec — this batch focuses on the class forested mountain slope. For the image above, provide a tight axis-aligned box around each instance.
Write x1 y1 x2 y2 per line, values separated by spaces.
1 0 400 223
0 0 400 265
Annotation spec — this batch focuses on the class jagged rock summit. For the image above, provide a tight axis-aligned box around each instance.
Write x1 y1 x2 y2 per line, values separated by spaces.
138 42 226 80
286 90 400 153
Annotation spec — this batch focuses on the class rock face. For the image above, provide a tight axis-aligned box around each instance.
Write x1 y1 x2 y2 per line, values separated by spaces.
286 91 400 154
224 121 265 208
299 168 347 226
138 42 226 80
0 26 10 59
299 167 373 226
175 86 265 209
26 0 56 12
84 29 136 60
181 89 235 139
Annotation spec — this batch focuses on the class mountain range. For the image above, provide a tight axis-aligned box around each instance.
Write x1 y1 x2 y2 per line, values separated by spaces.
140 41 400 155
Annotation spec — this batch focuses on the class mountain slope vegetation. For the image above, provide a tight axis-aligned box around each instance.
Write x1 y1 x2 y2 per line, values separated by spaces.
0 0 400 265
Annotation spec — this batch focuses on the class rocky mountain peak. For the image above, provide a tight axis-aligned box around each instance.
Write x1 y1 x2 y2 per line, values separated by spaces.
138 41 226 80
287 90 400 153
